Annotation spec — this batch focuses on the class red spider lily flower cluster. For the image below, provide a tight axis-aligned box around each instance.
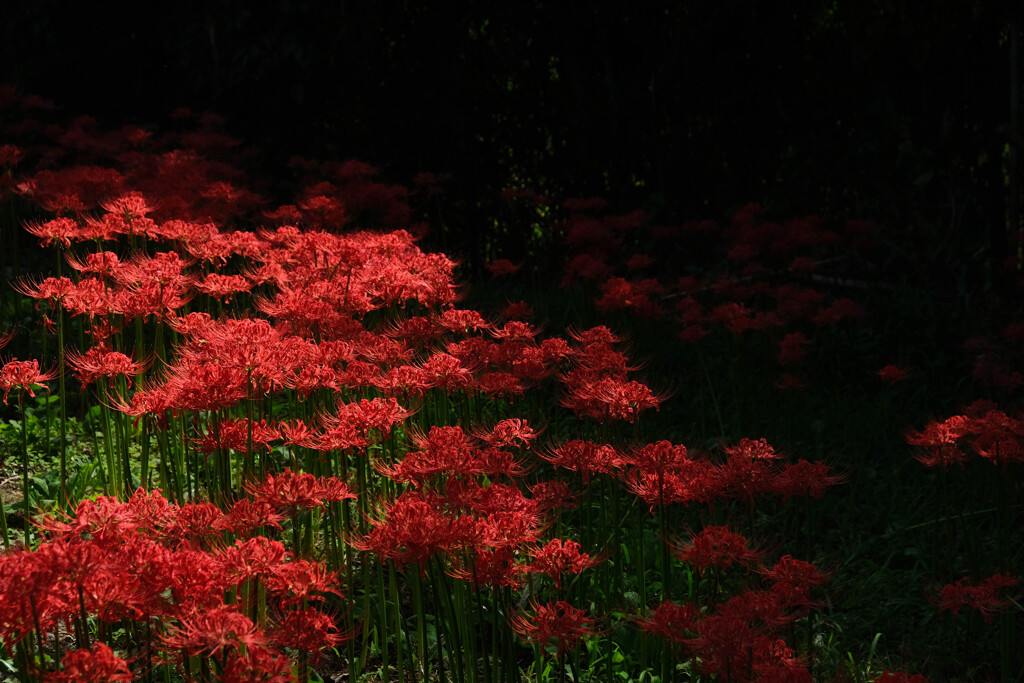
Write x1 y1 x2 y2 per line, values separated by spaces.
907 406 1024 468
0 358 58 403
246 470 357 513
877 363 911 384
933 573 1019 623
508 600 598 658
0 91 882 682
636 554 829 679
672 524 765 572
44 641 133 683
560 327 666 423
66 346 146 388
617 437 844 513
538 439 623 483
353 490 479 571
1 489 346 677
527 538 606 589
376 423 531 485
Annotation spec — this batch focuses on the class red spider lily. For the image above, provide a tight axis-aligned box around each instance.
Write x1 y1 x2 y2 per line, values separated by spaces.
0 143 21 167
218 644 294 683
44 641 133 682
0 543 73 645
771 459 847 501
265 559 343 606
760 555 830 587
447 546 526 589
524 341 570 377
101 191 153 220
760 556 830 616
37 491 162 542
685 608 758 679
195 273 253 300
563 376 665 423
218 499 285 536
194 418 280 455
24 216 79 248
968 409 1024 466
420 352 475 391
509 600 598 658
65 251 123 279
776 332 811 365
385 315 442 346
444 480 547 548
485 258 521 276
0 358 58 403
567 325 623 346
529 480 578 514
595 276 665 318
750 635 813 682
501 299 534 320
905 415 972 467
933 573 1019 623
719 438 784 503
13 275 76 304
66 346 146 388
279 418 316 449
539 439 622 483
247 470 356 513
624 440 692 474
19 165 123 213
877 364 911 384
376 365 433 397
571 341 635 376
356 490 480 570
163 546 237 612
634 600 701 645
438 308 491 335
527 538 605 589
475 370 526 399
270 606 348 656
873 673 930 683
378 425 528 484
54 277 119 320
490 320 540 342
161 359 249 411
376 424 475 484
165 501 224 547
334 396 412 435
219 537 290 583
620 441 721 508
672 525 765 572
621 461 721 511
474 418 540 448
160 606 265 658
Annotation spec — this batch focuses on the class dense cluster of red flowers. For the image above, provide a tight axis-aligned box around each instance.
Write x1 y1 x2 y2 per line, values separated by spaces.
6 86 1001 682
906 402 1024 468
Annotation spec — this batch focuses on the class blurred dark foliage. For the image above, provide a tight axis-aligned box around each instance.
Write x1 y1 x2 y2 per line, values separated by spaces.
3 0 1024 303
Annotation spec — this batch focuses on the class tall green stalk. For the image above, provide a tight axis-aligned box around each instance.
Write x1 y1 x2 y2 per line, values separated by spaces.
56 300 68 507
20 392 30 548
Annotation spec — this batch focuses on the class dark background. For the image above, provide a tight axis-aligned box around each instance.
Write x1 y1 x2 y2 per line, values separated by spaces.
3 0 1023 291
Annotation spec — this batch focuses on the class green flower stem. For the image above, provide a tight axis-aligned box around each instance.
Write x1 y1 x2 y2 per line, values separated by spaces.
56 291 67 508
20 392 30 548
99 394 119 499
411 567 429 682
388 562 407 683
0 490 9 551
